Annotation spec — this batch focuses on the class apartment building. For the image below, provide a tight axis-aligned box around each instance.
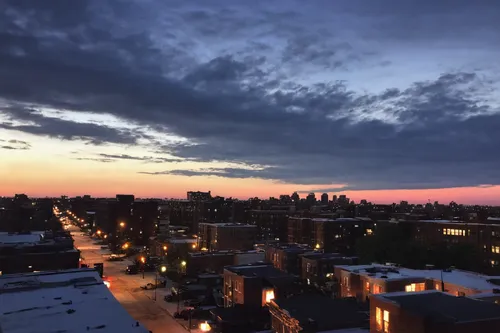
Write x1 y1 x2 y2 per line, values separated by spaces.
223 263 296 309
371 290 500 333
198 223 257 251
335 264 500 302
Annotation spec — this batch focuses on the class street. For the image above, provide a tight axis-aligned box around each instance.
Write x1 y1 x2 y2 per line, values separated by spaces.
70 225 189 333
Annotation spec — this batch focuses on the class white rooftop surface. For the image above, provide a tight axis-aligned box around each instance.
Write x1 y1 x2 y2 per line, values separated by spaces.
337 264 500 292
0 232 44 244
168 238 197 244
0 269 149 333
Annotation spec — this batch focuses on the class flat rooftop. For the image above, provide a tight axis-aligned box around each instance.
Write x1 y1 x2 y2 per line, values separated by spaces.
337 264 500 292
225 264 291 278
199 223 256 228
0 269 148 333
0 232 44 244
273 294 368 331
302 253 357 261
378 290 500 323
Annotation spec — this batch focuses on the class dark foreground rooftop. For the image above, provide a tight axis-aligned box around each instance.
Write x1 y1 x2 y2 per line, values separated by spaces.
273 293 369 331
382 291 500 323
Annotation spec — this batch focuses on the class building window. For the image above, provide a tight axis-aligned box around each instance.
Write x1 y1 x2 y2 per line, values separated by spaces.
443 228 465 236
365 281 370 291
366 229 373 235
405 282 425 292
373 284 382 294
376 307 390 332
492 260 499 267
492 246 500 254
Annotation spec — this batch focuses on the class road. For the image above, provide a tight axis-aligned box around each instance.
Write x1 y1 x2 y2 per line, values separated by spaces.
70 225 188 333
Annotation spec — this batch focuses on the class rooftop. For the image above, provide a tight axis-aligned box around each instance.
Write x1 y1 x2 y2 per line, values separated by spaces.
225 264 292 278
337 264 500 292
302 253 357 261
168 238 197 244
0 232 44 245
0 269 149 333
273 294 368 331
377 290 500 323
199 222 256 228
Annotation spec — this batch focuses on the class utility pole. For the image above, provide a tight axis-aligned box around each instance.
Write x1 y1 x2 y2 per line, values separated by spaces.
154 271 157 301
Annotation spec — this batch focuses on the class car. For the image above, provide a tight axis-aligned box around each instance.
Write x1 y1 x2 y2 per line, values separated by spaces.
126 265 139 275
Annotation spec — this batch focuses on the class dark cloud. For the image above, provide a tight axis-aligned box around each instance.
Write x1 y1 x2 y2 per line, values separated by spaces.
1 1 500 192
1 106 141 145
99 154 183 163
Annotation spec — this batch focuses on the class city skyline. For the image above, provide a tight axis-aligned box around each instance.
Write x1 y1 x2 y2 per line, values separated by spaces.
2 1 500 204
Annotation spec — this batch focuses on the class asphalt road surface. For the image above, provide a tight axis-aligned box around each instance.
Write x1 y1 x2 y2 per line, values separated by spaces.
70 226 187 333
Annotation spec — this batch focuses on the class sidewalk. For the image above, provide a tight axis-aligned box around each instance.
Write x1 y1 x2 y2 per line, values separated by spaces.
145 288 204 333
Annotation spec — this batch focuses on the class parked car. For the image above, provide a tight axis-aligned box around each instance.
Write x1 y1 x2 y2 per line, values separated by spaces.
126 265 138 275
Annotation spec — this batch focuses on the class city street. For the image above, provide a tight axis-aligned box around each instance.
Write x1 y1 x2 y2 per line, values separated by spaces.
69 225 188 333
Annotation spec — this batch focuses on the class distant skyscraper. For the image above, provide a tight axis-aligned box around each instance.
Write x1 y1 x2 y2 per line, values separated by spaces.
306 193 316 204
321 193 329 204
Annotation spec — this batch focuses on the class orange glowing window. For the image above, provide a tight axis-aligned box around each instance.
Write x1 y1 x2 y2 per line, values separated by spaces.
265 289 275 303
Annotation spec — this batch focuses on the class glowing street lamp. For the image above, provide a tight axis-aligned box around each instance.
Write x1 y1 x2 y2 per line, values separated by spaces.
119 222 125 228
181 261 186 267
140 256 146 263
122 243 129 249
163 245 167 251
97 230 102 235
191 243 197 249
199 322 211 332
160 265 167 273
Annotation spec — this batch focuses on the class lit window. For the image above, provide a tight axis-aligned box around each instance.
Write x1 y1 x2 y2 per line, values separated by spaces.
376 307 382 331
492 246 500 254
365 281 370 291
264 289 275 303
376 308 390 332
405 282 425 292
366 229 373 235
373 284 382 294
492 260 499 267
383 310 390 333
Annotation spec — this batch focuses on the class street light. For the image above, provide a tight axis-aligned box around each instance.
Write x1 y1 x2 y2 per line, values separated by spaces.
119 222 125 228
97 230 102 235
140 256 146 279
163 245 167 251
181 261 186 267
160 265 167 273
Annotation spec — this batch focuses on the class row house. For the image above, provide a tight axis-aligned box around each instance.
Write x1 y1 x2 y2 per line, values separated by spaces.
265 243 315 276
371 291 500 333
335 264 500 302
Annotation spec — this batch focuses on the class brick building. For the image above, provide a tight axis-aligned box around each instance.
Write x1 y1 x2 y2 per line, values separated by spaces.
246 209 290 242
335 264 500 302
371 291 500 333
265 243 315 276
223 263 296 309
0 231 79 274
198 223 257 251
301 253 358 285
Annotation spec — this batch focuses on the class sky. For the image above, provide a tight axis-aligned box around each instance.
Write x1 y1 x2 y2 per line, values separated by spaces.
1 0 500 204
